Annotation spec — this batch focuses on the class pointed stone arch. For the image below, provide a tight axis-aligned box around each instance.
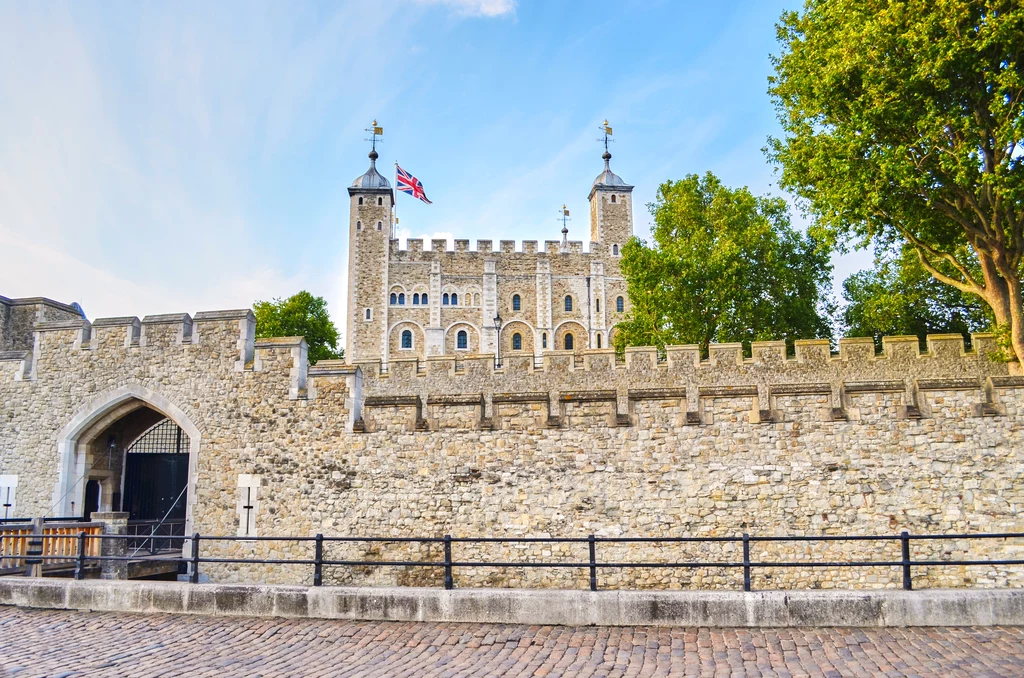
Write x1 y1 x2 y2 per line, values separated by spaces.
53 382 202 534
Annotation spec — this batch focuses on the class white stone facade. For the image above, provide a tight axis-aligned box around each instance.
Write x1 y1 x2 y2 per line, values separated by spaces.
346 152 634 364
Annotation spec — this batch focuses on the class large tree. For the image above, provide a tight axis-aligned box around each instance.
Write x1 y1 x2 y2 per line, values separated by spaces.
253 291 343 364
614 172 834 356
842 244 992 350
767 1 1024 360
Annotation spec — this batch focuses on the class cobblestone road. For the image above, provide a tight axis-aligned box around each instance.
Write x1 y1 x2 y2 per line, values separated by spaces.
2 607 1023 677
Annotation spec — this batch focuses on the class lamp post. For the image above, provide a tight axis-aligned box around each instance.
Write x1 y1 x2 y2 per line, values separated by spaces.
493 314 503 368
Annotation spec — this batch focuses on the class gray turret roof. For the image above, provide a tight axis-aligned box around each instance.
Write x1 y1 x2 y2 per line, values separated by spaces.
351 150 391 190
589 151 633 199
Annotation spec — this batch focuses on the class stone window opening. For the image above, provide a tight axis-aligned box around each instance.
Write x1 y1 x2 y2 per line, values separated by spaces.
398 293 405 305
451 293 459 306
358 197 364 205
390 293 397 305
596 298 601 313
401 330 413 349
413 293 420 305
542 333 547 349
616 296 624 313
457 330 468 350
365 308 372 321
378 197 383 206
512 294 521 311
356 221 362 231
421 293 428 305
473 293 480 306
377 221 383 231
512 333 522 351
596 334 602 349
564 296 573 312
612 244 619 256
564 333 575 350
443 293 449 305
611 194 616 203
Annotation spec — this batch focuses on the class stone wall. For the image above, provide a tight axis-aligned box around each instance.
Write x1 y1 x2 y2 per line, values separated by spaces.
2 298 1023 591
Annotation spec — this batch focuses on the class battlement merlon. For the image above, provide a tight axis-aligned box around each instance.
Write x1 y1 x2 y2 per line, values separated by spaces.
390 239 605 256
352 333 1009 422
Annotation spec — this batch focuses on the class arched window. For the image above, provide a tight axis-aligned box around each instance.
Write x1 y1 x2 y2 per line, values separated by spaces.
596 334 602 348
378 197 383 206
564 333 574 350
611 194 617 203
356 221 362 231
457 330 468 350
377 221 383 231
512 294 521 311
399 293 406 305
512 333 522 351
564 296 573 312
612 244 619 256
365 308 372 320
542 333 547 349
401 330 412 349
616 296 624 313
390 293 397 305
443 293 450 305
473 293 480 306
596 299 601 313
358 197 363 205
451 293 458 306
413 293 420 305
421 293 428 305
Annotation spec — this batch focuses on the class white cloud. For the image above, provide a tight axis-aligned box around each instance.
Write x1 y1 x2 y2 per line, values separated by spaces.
414 0 517 18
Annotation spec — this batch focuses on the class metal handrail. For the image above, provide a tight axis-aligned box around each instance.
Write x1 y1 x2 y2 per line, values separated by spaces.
3 530 1024 592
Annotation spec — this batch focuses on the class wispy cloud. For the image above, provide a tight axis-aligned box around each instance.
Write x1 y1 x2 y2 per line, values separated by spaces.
414 0 517 18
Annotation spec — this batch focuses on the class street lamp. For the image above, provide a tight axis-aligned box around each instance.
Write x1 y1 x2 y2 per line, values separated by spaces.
493 314 503 368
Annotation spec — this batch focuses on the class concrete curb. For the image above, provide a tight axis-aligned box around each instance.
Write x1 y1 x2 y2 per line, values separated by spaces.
1 579 1022 627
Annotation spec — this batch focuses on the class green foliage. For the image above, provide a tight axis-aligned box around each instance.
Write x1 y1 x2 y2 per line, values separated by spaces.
842 245 993 351
767 0 1024 360
613 172 834 356
253 291 343 364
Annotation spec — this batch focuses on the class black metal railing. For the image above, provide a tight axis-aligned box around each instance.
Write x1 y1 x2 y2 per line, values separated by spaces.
126 519 187 556
3 530 1023 591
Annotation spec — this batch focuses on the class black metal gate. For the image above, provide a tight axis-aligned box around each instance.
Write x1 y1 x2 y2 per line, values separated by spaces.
121 419 189 522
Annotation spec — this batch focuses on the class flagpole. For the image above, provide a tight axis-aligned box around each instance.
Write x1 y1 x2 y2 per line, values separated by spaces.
393 161 398 240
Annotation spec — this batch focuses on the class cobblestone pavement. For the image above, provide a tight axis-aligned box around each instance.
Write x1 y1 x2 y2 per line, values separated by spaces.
2 607 1023 678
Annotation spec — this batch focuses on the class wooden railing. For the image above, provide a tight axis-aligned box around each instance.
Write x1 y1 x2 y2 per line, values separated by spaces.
1 521 103 571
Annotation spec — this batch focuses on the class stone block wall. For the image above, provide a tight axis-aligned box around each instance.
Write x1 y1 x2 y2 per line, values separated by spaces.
2 298 1023 591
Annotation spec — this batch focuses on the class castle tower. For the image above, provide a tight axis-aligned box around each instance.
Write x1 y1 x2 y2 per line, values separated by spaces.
346 149 394 363
588 149 634 254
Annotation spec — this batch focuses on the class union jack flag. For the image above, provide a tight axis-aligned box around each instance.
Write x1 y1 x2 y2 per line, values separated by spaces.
396 164 432 204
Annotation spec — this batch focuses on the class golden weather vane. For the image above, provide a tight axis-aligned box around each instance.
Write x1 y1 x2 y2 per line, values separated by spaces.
598 119 614 153
364 119 384 152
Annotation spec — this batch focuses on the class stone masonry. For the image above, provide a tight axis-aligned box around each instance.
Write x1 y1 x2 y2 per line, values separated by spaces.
2 294 1023 591
346 148 634 364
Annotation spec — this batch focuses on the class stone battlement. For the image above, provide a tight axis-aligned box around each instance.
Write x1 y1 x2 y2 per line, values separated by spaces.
1 300 1011 431
392 238 605 256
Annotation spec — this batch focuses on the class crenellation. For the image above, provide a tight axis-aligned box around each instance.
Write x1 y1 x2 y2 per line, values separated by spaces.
89 316 140 350
140 313 193 346
454 239 470 252
431 238 449 252
523 240 537 254
500 240 515 253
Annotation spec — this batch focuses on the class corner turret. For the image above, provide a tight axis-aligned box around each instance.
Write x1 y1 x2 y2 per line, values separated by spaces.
588 139 634 254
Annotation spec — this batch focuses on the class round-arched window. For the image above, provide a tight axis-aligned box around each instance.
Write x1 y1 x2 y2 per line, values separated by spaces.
401 330 412 349
512 333 522 351
451 293 458 306
443 293 450 305
564 296 573 312
512 294 521 311
390 293 397 305
564 333 574 350
457 330 468 350
616 296 624 313
413 293 420 305
398 293 405 305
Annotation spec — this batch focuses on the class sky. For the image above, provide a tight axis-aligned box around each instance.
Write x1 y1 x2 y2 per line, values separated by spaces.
0 0 872 338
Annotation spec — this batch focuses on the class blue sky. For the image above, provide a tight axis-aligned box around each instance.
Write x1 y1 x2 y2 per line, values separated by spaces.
0 0 870 334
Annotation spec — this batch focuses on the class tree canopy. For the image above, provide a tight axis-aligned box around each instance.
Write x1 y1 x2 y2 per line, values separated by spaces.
613 172 834 356
842 244 992 350
253 291 343 364
767 0 1024 360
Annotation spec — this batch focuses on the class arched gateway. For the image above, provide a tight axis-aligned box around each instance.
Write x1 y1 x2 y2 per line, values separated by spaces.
53 383 201 536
